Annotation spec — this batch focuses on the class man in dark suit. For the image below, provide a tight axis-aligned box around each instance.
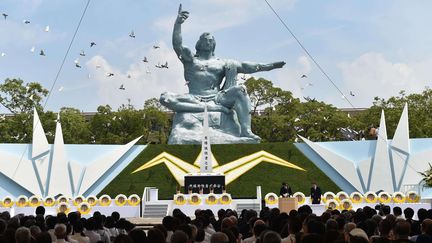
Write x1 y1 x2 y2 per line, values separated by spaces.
279 182 292 198
310 182 322 204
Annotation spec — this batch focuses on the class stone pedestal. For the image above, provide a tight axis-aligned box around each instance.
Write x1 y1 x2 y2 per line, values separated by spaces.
168 111 259 144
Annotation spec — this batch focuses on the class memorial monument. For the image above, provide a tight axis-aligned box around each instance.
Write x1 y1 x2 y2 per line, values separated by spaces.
160 4 286 144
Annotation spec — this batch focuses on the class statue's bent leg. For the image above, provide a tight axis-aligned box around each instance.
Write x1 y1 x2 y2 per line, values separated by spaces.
160 92 205 113
218 85 260 140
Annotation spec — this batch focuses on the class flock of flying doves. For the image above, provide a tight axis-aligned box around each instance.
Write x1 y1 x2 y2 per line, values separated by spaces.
1 11 356 99
0 12 170 92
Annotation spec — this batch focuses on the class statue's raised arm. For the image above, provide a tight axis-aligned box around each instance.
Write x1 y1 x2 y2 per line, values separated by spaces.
173 4 193 63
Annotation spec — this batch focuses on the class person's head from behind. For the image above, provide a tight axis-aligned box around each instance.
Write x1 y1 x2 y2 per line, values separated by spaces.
162 216 176 231
403 207 414 220
15 227 31 243
128 228 147 243
393 206 402 217
114 234 134 243
35 206 45 216
35 231 51 243
29 225 41 239
348 228 369 243
260 230 281 243
170 230 189 243
147 228 166 243
253 223 268 237
420 219 432 234
54 224 67 239
73 221 85 234
391 220 410 240
288 217 302 234
210 232 229 243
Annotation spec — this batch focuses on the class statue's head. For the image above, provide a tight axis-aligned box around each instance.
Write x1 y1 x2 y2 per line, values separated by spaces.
195 32 216 56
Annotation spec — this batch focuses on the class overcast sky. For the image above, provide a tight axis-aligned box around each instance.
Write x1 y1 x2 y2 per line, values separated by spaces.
1 0 431 113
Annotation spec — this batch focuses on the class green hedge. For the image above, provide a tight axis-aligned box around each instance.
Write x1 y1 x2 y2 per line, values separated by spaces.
100 143 340 199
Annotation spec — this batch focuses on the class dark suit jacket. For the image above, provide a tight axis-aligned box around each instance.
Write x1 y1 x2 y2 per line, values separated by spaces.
280 186 292 197
310 186 322 204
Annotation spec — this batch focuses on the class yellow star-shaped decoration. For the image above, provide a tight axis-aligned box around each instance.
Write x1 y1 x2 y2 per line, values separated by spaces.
132 150 305 186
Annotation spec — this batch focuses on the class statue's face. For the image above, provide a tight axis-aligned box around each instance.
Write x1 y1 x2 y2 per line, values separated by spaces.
196 33 215 53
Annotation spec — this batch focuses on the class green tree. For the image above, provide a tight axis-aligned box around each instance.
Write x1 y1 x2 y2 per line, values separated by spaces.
59 107 91 144
244 77 277 115
143 99 171 144
357 88 432 138
0 78 48 114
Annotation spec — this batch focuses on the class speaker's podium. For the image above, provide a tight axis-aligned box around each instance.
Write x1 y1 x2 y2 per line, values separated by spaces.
278 197 298 213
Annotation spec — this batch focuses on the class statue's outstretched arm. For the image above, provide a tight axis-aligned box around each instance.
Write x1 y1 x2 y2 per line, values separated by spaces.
173 4 193 62
236 61 286 74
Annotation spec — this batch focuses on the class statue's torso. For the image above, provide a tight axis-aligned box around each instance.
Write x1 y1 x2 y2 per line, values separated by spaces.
184 58 226 96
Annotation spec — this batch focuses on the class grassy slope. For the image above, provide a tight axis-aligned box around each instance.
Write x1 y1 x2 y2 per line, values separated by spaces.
100 143 340 199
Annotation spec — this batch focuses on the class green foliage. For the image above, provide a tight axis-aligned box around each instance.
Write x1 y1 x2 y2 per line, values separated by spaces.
0 78 48 114
59 107 91 144
1 78 432 144
247 77 358 142
100 143 340 198
356 88 432 138
419 163 432 187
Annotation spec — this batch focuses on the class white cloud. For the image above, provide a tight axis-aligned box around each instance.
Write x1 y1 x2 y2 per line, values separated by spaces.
338 52 432 106
154 0 298 34
273 55 312 99
86 42 187 109
0 20 65 48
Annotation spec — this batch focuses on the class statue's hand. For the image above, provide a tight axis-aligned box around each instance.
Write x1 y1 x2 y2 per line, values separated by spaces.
220 106 234 115
273 61 286 69
176 4 189 24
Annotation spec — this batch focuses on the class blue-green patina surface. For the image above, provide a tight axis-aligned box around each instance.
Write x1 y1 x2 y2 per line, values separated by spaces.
161 4 285 144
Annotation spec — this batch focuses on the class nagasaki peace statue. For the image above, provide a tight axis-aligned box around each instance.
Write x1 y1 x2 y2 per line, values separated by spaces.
160 5 285 144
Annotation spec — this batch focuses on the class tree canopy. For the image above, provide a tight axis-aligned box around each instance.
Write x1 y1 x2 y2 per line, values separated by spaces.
0 77 431 144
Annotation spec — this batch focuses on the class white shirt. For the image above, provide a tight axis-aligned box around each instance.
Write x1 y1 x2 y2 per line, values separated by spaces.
84 231 101 243
243 236 256 243
69 233 90 243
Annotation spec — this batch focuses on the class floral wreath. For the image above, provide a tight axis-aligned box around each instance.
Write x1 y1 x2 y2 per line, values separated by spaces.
16 195 29 207
406 191 420 203
57 196 70 205
392 192 406 203
340 199 353 211
189 193 202 205
205 193 218 205
378 192 392 203
73 196 86 206
114 194 128 206
264 193 279 205
1 196 14 208
325 199 339 210
219 193 232 205
98 195 112 206
86 195 98 206
127 194 141 206
43 196 56 207
57 202 70 214
323 192 336 203
364 191 378 203
174 193 187 205
77 202 92 215
336 191 349 202
28 195 42 207
293 192 306 204
350 192 364 204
